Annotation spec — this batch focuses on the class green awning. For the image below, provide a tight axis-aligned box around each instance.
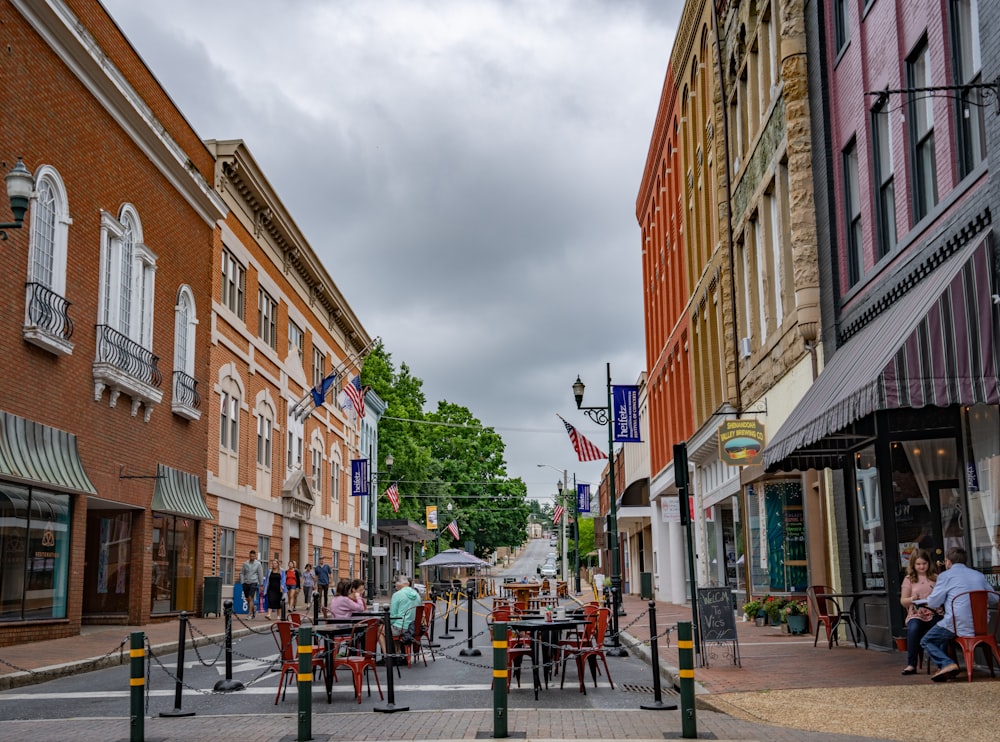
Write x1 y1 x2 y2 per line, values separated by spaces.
152 464 213 520
0 410 97 495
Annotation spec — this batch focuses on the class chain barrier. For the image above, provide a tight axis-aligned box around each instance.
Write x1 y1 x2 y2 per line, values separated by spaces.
145 638 281 697
184 621 225 668
0 634 131 680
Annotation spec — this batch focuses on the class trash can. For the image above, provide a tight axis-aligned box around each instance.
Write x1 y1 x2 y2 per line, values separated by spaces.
639 571 653 600
203 575 222 617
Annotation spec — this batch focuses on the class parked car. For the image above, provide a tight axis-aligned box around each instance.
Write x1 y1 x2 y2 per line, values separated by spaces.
539 558 558 577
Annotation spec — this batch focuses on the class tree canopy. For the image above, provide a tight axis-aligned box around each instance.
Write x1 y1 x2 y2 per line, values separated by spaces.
362 342 530 559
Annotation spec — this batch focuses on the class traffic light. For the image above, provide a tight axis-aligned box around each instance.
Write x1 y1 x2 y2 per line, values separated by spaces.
674 442 689 526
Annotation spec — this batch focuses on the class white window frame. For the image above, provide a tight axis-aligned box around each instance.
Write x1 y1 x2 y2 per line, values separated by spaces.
172 285 200 420
98 204 156 348
258 288 277 348
220 248 245 319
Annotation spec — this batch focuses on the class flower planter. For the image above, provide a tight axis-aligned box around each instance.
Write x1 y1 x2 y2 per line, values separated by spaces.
786 614 809 635
895 636 907 652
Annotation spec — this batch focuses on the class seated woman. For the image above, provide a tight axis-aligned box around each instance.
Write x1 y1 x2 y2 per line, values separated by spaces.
328 578 366 619
900 549 941 674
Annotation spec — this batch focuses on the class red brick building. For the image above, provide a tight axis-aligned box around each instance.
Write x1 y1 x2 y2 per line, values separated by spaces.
0 0 225 643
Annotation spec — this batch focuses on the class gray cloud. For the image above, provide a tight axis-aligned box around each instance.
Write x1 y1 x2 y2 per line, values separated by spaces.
103 0 681 499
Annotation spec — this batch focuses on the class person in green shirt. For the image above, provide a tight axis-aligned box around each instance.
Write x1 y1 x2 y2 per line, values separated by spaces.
389 574 422 639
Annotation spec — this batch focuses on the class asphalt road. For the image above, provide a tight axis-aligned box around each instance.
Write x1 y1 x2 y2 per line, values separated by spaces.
0 539 675 721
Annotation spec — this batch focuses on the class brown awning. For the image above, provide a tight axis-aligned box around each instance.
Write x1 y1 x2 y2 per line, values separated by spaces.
762 233 998 472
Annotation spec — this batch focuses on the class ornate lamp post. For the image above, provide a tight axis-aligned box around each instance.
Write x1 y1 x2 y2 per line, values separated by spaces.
368 452 393 599
0 158 33 241
572 362 627 656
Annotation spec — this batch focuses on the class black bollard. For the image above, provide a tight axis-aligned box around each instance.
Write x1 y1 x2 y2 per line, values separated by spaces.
214 600 245 692
375 604 409 713
451 591 463 633
678 621 697 738
640 600 676 710
438 593 454 640
605 587 628 657
492 621 508 738
313 591 321 624
160 611 196 717
427 597 440 648
281 595 287 621
459 585 481 656
129 632 145 742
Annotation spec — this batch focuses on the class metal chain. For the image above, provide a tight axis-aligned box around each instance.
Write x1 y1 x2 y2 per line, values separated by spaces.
0 635 130 678
184 621 225 667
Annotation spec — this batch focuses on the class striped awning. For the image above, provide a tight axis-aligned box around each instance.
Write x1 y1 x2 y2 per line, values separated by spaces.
0 411 97 495
763 233 999 472
152 464 213 520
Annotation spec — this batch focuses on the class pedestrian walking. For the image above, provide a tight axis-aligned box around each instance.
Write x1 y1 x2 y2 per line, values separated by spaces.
265 558 286 620
238 549 265 619
302 563 316 608
316 556 332 609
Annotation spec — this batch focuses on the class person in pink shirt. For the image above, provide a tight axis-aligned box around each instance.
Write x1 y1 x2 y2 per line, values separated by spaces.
328 579 366 619
899 549 941 674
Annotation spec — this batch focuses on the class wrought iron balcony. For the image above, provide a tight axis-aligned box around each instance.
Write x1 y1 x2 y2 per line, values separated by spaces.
93 323 163 421
172 370 202 421
22 282 74 356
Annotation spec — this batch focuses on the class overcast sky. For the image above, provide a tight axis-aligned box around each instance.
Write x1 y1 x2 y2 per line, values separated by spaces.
101 0 681 504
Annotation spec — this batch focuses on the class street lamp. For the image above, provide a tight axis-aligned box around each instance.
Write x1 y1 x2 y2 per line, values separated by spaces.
572 362 627 656
368 452 393 600
0 158 33 241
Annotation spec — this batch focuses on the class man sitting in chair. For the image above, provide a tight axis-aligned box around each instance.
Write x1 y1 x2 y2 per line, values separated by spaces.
390 575 423 640
920 547 999 682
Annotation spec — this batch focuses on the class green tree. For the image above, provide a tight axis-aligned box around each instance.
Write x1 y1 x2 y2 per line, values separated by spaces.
361 343 530 558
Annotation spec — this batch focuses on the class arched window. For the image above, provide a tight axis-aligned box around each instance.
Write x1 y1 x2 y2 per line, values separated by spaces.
172 286 200 419
99 203 156 347
255 394 276 497
24 165 74 355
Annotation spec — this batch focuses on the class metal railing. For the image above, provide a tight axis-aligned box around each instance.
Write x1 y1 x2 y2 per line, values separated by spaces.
95 323 162 387
172 371 201 409
25 281 74 340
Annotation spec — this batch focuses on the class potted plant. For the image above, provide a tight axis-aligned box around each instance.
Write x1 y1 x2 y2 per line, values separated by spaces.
784 599 809 635
742 598 763 623
764 595 789 625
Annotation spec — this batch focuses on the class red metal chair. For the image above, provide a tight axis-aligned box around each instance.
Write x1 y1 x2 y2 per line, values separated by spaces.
560 606 613 693
333 617 383 703
807 585 860 649
486 608 531 690
949 589 1000 682
270 620 326 704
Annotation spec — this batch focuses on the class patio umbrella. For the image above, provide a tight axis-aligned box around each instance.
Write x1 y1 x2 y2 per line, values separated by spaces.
418 548 487 568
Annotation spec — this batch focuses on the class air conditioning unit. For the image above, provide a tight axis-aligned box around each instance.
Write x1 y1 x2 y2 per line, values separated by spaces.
740 337 752 359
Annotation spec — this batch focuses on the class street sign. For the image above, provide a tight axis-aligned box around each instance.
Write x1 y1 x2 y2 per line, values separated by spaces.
371 546 388 557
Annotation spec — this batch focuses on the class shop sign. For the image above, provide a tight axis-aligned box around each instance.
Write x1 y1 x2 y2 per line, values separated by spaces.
717 419 766 466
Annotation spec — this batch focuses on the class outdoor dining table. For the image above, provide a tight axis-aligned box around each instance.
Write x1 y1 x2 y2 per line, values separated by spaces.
507 616 591 700
822 590 886 649
312 618 364 702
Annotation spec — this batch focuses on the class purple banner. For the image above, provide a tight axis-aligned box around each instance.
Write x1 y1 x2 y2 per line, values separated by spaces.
351 458 369 497
612 385 641 442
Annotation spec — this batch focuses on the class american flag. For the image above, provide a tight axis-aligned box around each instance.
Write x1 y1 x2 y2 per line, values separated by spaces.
558 415 606 462
552 504 564 523
385 483 400 512
342 375 365 419
446 520 459 539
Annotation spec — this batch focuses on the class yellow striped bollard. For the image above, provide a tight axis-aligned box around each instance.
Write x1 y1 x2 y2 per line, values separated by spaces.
492 621 508 738
677 621 697 738
129 631 144 742
297 626 312 741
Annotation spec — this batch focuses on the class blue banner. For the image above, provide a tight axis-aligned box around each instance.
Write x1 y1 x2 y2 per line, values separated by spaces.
612 385 641 442
351 458 369 497
577 483 591 514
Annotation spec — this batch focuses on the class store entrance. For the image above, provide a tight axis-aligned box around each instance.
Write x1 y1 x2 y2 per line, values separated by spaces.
890 438 963 576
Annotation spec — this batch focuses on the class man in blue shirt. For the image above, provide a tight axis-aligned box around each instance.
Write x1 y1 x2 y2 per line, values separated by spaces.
921 546 999 681
315 556 333 611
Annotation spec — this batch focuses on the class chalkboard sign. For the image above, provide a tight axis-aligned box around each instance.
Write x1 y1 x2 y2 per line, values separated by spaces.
696 587 738 643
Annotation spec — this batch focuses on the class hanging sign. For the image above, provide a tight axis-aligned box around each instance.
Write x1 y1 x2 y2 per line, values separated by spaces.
612 385 641 442
717 419 766 466
351 458 369 496
425 505 438 530
577 483 591 514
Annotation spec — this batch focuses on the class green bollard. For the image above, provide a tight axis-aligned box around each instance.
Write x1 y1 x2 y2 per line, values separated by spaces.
297 626 312 741
677 621 697 739
492 621 508 739
129 631 144 742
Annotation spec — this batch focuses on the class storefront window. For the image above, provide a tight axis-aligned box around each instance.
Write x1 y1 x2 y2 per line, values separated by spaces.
151 513 197 614
855 446 884 590
746 480 807 594
0 484 72 621
966 404 1000 580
